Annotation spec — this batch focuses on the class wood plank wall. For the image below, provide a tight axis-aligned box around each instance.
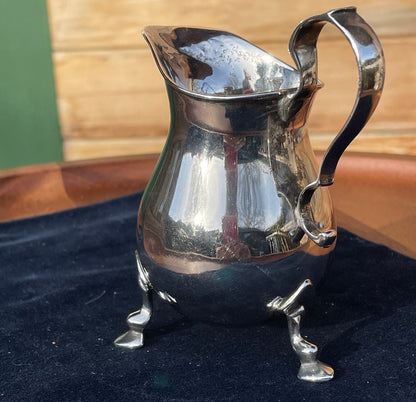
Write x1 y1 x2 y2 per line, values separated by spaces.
47 0 416 161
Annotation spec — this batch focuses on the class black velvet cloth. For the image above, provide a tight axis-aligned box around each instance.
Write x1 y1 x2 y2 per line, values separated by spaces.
1 193 416 401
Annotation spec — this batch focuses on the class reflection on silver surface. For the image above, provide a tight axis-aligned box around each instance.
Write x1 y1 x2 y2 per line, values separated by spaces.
116 7 384 382
144 27 300 98
140 114 327 267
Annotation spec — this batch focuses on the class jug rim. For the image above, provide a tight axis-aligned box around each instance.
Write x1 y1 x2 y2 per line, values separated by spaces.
142 25 322 102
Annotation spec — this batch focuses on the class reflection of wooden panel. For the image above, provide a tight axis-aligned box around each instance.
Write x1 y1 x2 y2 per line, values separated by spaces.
47 0 416 161
47 0 416 50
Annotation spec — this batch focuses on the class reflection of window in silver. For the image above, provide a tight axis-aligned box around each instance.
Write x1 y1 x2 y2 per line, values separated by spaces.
266 232 291 254
169 152 226 232
177 35 297 96
237 160 297 231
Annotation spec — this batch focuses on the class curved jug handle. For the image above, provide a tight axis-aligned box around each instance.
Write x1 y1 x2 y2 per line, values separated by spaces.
290 7 385 247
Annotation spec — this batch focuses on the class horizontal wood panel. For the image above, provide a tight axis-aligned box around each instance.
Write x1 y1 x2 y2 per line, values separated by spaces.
47 0 416 50
63 137 167 160
53 48 161 96
63 133 416 161
48 0 416 160
54 37 416 139
311 133 416 155
57 93 169 138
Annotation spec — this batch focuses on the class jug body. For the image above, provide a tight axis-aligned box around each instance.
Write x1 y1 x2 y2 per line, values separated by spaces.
115 8 384 382
137 86 334 325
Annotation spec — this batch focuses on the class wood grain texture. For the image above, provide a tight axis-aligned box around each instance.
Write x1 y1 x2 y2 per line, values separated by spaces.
54 38 416 140
46 0 416 160
63 137 166 160
47 0 416 50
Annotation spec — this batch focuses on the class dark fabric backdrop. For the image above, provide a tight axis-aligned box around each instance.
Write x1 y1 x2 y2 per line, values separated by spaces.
1 193 415 401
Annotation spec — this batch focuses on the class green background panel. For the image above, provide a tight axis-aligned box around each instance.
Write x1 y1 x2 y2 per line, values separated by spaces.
0 0 62 169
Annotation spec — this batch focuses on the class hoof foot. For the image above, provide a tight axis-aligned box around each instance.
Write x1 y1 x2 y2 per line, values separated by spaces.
298 361 334 382
114 329 144 349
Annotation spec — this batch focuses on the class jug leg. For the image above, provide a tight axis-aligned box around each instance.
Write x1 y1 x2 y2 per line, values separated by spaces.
285 303 334 382
114 251 153 349
268 279 334 382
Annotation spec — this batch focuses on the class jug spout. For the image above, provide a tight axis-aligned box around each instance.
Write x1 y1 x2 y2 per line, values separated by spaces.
142 26 301 99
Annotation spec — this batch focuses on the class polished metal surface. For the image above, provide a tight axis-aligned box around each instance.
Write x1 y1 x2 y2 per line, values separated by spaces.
137 87 334 325
269 279 334 382
115 7 385 382
114 251 153 349
143 26 300 99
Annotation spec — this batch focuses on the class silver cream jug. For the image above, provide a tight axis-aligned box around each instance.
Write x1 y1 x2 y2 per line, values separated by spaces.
115 7 384 382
